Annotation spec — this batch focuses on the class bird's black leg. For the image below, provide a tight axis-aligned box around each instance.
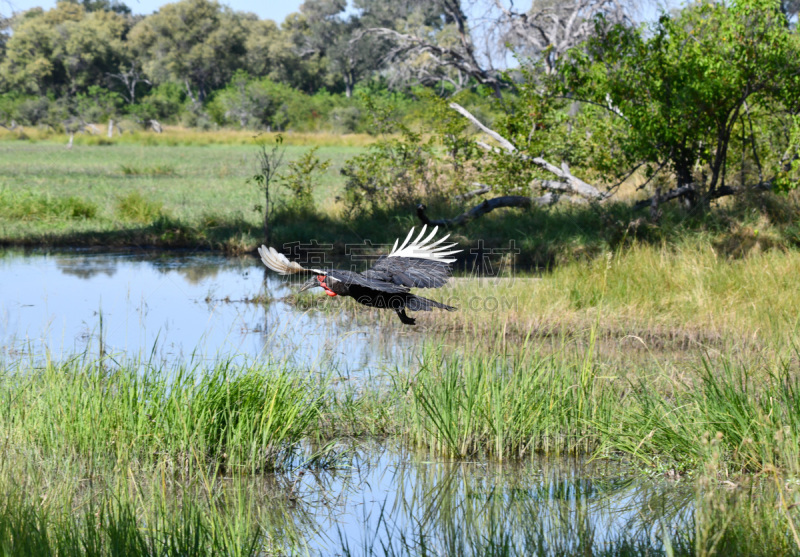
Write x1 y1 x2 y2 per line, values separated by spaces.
395 308 416 325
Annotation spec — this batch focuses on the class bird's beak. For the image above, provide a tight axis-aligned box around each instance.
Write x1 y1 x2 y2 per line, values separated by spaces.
299 276 320 293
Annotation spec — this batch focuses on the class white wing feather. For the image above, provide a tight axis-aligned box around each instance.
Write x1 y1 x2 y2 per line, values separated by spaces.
258 245 326 275
387 225 461 263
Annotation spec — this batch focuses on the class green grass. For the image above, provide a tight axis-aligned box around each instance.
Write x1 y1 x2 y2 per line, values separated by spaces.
0 356 328 472
0 355 339 555
119 163 176 176
392 336 616 459
0 141 359 252
601 352 800 476
114 191 166 223
3 138 800 261
0 189 98 221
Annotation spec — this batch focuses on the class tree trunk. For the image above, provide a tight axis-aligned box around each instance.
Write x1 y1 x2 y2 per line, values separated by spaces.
264 186 270 244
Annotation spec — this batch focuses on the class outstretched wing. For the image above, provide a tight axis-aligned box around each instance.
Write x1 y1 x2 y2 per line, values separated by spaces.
326 269 411 294
258 245 325 276
363 226 461 289
386 225 460 262
363 257 452 289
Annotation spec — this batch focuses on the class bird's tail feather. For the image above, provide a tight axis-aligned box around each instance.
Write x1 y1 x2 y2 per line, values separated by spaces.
406 295 456 312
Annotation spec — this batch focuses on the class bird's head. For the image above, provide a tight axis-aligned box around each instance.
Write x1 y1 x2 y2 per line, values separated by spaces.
299 276 322 293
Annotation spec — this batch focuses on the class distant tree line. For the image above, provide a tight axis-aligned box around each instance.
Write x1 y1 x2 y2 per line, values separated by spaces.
0 0 510 132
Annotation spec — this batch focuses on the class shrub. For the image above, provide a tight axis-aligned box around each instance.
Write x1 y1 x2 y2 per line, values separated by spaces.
279 146 330 214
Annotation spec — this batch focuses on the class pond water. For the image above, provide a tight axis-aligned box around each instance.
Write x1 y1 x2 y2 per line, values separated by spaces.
275 443 780 556
301 445 691 555
0 250 787 555
0 250 415 373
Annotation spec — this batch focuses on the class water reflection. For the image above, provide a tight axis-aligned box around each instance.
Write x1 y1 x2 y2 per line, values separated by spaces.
290 445 794 556
0 250 415 372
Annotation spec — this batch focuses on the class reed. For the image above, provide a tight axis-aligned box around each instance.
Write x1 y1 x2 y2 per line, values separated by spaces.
0 356 328 472
603 351 800 476
395 334 621 459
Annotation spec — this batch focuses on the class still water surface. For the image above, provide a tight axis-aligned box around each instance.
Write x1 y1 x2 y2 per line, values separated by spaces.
0 250 414 372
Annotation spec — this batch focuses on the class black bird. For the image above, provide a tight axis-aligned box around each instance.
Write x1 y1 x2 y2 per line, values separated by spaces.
258 226 461 325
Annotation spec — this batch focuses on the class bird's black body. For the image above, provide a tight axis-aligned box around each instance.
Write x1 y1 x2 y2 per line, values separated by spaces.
258 227 460 325
319 258 456 325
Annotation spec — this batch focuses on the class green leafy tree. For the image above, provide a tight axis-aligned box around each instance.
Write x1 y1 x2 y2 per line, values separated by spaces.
298 0 385 97
210 72 296 130
0 3 127 96
561 0 800 200
128 0 247 103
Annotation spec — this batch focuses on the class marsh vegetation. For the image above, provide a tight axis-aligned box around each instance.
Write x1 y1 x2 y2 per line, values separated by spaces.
1 250 800 555
3 0 800 552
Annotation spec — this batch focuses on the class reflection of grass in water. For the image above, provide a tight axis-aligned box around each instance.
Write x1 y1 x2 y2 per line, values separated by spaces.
0 457 308 556
334 449 798 556
4 340 800 553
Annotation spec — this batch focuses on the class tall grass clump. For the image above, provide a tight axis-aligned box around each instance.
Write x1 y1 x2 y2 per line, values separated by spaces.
0 190 98 221
397 335 621 460
114 191 166 223
0 356 327 472
603 352 800 476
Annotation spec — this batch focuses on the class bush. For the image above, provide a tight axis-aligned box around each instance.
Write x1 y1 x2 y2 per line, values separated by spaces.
130 82 186 124
329 105 361 133
13 96 52 126
210 73 296 130
75 86 124 123
279 146 330 214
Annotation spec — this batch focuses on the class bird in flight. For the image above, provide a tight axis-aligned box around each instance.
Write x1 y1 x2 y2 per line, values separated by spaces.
258 226 461 325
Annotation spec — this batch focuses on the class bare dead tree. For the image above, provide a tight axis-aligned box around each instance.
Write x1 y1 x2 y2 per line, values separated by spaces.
421 102 766 227
367 0 505 97
107 62 152 105
450 102 605 200
496 0 632 74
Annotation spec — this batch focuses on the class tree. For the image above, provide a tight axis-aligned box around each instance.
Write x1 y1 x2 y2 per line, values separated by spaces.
212 71 295 130
0 3 127 96
128 0 247 103
241 15 281 78
496 0 632 75
365 0 505 97
560 0 800 203
297 0 385 97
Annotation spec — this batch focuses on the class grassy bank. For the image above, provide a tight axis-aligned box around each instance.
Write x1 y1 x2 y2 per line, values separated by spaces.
0 140 363 253
3 139 800 260
432 238 800 347
0 126 379 147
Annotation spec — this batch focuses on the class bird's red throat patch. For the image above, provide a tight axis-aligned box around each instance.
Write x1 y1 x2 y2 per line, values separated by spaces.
317 275 337 297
